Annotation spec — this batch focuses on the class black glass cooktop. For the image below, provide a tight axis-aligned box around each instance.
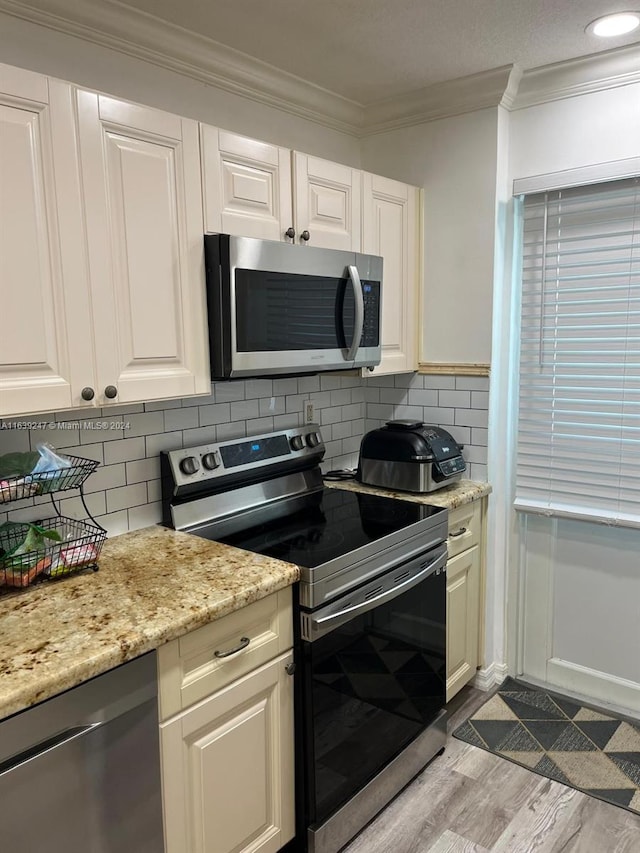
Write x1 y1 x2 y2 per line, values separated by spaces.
215 488 445 569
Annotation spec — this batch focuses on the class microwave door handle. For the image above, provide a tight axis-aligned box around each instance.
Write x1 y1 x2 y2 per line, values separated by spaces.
345 265 364 361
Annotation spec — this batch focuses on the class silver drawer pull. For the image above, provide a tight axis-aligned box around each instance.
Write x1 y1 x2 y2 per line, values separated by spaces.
449 527 468 538
214 637 250 658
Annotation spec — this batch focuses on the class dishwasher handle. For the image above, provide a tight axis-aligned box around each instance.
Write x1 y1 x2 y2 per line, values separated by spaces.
0 723 101 778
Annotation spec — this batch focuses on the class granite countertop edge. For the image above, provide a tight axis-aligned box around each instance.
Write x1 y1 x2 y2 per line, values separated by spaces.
0 525 299 721
0 479 489 721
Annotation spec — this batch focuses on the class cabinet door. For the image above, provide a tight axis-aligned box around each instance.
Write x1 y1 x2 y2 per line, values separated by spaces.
76 92 210 406
0 66 91 416
161 650 295 853
293 152 361 250
362 174 419 374
446 544 480 702
201 127 293 241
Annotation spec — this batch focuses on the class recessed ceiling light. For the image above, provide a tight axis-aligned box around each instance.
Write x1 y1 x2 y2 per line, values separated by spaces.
586 11 640 37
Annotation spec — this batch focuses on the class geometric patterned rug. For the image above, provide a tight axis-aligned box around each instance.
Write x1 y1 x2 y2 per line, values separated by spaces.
453 677 640 816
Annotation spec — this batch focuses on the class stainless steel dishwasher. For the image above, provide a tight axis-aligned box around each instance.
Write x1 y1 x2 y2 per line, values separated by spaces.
0 651 163 853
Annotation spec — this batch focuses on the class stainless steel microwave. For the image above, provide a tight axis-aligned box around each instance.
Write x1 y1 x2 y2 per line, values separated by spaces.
204 234 383 379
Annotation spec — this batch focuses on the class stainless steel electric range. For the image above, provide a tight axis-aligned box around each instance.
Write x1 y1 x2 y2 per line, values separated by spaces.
161 424 448 853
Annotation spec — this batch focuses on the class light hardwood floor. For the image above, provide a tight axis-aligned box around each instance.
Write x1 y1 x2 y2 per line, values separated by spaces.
342 686 640 853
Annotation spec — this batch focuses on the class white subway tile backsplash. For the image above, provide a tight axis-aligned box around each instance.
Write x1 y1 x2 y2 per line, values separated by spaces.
421 407 455 425
103 403 144 416
126 458 159 484
146 479 162 503
95 510 129 537
259 397 286 417
456 376 490 391
128 502 162 530
104 437 146 465
246 417 274 434
320 375 342 391
144 431 183 457
230 399 260 421
380 388 407 405
83 463 126 494
211 383 245 403
439 390 471 408
454 408 489 428
471 391 490 409
393 372 419 388
321 407 343 426
273 377 299 396
199 403 231 426
245 379 274 399
164 407 199 431
124 411 165 438
145 398 182 411
330 389 351 406
422 375 456 390
407 389 438 407
106 483 148 513
0 372 491 539
182 427 217 446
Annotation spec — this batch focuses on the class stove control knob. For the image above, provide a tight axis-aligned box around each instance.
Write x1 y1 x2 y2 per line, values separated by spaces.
306 432 320 448
290 434 305 451
179 456 200 476
202 452 219 471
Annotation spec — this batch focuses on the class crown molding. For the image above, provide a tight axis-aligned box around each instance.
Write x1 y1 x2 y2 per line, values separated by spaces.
361 65 518 136
514 41 640 109
1 0 638 137
0 0 364 134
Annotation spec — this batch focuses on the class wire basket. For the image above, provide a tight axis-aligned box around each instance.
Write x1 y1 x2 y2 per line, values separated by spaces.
0 454 100 503
0 517 106 589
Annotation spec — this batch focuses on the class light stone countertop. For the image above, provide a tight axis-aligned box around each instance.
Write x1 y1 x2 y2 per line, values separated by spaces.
324 477 492 509
0 526 299 721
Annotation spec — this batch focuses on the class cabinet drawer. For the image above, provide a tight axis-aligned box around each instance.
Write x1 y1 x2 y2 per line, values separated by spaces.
158 588 292 721
447 501 481 559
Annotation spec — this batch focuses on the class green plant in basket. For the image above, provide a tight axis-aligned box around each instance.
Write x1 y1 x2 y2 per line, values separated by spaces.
0 522 63 587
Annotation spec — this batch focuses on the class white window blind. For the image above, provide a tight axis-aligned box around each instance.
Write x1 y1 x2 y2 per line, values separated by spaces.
515 177 640 527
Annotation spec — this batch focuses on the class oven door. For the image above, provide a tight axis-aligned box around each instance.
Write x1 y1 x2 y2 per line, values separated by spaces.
205 234 381 377
298 544 447 834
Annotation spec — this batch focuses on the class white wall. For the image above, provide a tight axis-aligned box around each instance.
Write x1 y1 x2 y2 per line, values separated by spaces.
361 108 499 366
0 12 360 166
505 81 640 713
509 82 640 180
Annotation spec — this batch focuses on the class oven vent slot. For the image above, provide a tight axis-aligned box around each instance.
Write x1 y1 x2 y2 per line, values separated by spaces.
394 570 411 584
364 585 384 600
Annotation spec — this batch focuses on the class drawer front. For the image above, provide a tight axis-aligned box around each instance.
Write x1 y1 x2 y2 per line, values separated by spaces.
447 501 481 559
158 588 293 721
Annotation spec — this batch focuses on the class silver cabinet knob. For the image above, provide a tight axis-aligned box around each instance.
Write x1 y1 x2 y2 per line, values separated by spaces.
300 230 310 242
285 227 295 239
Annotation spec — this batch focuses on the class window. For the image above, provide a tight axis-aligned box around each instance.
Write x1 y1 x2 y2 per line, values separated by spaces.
515 177 640 527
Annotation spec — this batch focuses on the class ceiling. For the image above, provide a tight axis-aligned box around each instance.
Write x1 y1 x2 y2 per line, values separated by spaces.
110 0 640 103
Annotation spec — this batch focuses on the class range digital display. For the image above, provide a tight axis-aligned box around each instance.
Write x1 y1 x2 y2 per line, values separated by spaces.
220 434 291 468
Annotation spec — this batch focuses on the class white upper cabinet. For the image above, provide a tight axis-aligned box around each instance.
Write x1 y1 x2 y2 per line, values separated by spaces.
201 130 361 250
201 127 292 241
362 173 419 375
0 65 92 417
76 93 210 406
293 152 361 251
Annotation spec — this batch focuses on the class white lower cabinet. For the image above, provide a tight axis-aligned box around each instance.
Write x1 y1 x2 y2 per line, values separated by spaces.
445 500 486 702
158 590 295 853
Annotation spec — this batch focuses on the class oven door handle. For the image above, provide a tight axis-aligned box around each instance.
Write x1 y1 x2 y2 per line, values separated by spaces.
303 546 447 641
